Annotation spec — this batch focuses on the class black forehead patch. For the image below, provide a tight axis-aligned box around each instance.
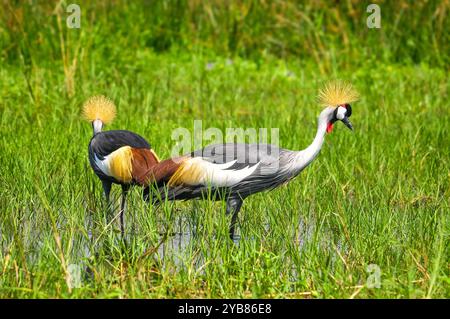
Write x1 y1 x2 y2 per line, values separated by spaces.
345 104 352 117
333 107 339 120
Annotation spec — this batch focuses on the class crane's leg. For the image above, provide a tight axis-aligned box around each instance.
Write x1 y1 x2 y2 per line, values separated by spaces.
102 180 112 217
143 186 150 202
120 184 130 238
102 180 112 203
226 197 243 240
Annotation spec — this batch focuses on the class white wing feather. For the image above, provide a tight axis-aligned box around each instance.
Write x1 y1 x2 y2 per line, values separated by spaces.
184 158 259 187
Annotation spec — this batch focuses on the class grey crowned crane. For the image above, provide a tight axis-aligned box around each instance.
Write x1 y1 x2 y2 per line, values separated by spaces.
142 81 359 239
83 96 160 236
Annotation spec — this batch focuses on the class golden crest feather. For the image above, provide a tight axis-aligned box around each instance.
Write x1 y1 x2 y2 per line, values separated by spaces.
82 95 116 124
318 81 359 107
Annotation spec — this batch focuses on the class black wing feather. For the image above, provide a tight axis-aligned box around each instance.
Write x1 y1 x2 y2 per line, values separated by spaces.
155 143 293 201
89 130 150 159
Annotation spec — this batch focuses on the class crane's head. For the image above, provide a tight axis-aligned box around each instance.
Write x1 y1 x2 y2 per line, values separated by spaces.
318 81 359 133
328 103 353 133
82 95 116 135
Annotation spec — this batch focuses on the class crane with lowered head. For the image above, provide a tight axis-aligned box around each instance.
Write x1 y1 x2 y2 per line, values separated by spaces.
83 96 160 236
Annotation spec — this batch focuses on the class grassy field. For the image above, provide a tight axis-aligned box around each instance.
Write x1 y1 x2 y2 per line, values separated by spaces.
0 1 449 298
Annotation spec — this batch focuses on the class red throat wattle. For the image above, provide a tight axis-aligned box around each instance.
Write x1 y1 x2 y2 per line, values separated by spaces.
326 122 334 133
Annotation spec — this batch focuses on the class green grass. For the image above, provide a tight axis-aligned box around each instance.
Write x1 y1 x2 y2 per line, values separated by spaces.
0 1 449 298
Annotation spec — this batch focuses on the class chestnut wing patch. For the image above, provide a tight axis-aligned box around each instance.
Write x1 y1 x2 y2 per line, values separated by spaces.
131 156 187 186
130 148 161 185
94 146 161 184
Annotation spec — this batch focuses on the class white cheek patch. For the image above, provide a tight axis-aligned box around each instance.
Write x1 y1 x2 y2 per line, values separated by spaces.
336 106 346 120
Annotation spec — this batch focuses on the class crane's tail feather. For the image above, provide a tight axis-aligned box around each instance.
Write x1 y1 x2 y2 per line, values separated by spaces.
82 95 116 124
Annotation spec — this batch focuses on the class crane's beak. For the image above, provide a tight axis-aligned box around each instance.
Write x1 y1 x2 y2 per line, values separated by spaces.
342 117 353 131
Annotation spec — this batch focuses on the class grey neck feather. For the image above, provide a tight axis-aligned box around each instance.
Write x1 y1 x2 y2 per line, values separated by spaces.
292 107 332 172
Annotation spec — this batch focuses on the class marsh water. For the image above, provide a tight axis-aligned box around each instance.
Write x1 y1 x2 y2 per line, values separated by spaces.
2 207 345 284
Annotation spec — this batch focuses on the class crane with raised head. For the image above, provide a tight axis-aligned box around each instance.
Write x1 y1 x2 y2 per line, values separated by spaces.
83 96 159 236
142 81 359 239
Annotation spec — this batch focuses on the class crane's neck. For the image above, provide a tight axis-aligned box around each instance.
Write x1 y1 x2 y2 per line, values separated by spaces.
92 119 103 135
292 108 331 172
